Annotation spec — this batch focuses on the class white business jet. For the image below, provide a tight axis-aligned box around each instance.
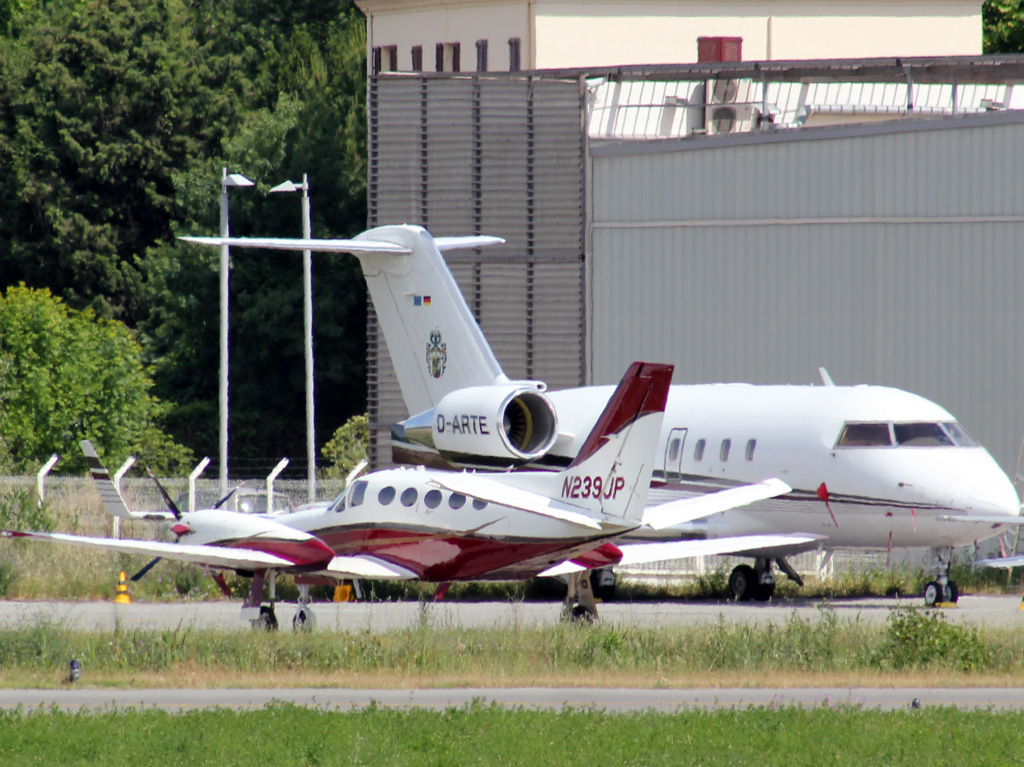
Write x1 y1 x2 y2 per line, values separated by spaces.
3 364 803 624
180 225 1021 606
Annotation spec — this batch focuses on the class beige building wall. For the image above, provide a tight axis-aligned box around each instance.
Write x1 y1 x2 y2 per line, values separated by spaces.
357 0 981 71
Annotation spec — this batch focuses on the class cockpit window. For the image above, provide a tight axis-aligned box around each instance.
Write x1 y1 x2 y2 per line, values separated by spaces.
836 423 893 447
942 422 977 447
349 480 367 507
894 422 954 447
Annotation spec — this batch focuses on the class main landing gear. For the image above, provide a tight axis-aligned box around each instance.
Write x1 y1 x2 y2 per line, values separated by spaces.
239 570 320 630
562 571 600 623
729 557 804 601
923 547 959 607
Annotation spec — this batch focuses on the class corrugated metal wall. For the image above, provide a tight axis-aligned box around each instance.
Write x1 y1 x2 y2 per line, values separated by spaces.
367 75 586 466
589 113 1024 472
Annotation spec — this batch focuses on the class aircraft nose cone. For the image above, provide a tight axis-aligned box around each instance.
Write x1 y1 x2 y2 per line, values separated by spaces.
968 475 1021 518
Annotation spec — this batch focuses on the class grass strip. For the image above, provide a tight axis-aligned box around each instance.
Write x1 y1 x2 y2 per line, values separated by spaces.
2 704 1024 766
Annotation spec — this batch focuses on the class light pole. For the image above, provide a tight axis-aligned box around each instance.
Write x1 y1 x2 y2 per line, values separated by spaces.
269 174 316 502
219 168 254 496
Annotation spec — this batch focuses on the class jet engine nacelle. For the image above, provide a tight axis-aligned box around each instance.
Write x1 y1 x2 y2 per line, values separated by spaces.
397 384 559 467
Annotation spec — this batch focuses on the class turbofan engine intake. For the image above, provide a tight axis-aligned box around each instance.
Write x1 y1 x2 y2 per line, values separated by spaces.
396 385 558 466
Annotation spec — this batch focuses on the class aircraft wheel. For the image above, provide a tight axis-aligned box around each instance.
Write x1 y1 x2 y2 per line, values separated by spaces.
923 581 941 607
729 565 757 601
754 580 775 602
293 606 316 631
941 581 959 604
253 605 279 631
569 604 596 624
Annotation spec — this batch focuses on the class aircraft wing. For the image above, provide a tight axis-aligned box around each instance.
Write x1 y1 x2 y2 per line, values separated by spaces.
537 533 826 576
937 514 1024 525
317 555 418 580
2 530 297 570
641 478 792 530
179 236 412 255
426 474 603 530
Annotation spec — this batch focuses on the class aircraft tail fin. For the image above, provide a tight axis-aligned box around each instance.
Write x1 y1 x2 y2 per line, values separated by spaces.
180 225 508 414
553 362 673 523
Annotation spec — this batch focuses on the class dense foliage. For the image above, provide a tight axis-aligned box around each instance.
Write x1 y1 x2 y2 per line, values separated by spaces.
0 0 368 476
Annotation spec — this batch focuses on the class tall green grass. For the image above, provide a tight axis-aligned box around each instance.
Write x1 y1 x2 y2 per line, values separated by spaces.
1 704 1024 766
0 605 1018 681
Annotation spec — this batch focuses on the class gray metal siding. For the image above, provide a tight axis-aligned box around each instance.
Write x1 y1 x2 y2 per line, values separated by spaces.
590 117 1024 472
367 75 586 466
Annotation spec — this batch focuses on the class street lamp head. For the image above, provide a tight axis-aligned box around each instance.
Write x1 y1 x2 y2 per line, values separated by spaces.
269 180 301 194
222 173 255 188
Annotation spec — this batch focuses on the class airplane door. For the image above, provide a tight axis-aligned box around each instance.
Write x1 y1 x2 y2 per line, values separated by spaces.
664 428 688 482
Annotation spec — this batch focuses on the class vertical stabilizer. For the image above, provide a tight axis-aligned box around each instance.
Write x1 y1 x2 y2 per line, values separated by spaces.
553 362 673 522
352 225 508 414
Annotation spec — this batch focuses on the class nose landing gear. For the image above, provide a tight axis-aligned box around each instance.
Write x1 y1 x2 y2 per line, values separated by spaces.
923 547 959 607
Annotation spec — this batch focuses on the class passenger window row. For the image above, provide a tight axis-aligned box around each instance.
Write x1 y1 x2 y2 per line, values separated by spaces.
689 438 756 463
342 480 489 511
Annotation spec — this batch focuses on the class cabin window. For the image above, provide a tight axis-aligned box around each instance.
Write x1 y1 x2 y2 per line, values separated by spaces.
694 439 706 461
836 422 893 447
424 489 442 509
328 491 347 512
350 480 367 507
449 493 467 510
400 487 419 506
719 439 731 461
894 422 954 447
745 439 756 461
472 498 488 510
378 486 396 505
943 422 977 447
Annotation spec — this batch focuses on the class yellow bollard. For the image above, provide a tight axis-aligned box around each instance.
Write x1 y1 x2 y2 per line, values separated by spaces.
114 571 131 604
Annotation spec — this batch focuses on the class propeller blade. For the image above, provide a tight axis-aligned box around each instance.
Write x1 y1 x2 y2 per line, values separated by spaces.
147 468 182 520
213 488 238 510
130 557 162 581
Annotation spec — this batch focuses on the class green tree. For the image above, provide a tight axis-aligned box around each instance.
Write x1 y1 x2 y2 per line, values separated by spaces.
0 285 190 473
0 0 242 323
320 413 368 480
984 0 1024 52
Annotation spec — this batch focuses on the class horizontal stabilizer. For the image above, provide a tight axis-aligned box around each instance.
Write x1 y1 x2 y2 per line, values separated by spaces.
179 236 412 254
427 473 603 530
1 530 296 570
538 533 826 576
319 555 417 580
433 236 505 251
641 478 792 530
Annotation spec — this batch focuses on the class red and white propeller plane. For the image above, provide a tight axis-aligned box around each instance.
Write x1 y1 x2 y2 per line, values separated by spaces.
181 224 1021 607
3 364 801 626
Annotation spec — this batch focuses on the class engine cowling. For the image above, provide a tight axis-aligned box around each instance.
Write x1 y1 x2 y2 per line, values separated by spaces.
396 384 559 467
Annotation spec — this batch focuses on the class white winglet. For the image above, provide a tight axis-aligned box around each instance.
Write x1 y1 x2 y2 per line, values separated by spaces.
641 478 792 530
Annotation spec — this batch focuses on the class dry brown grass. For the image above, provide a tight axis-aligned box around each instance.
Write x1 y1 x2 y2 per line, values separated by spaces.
9 667 1024 690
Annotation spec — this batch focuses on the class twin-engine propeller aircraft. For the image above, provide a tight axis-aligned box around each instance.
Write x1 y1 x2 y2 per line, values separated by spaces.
3 364 802 625
181 225 1021 606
